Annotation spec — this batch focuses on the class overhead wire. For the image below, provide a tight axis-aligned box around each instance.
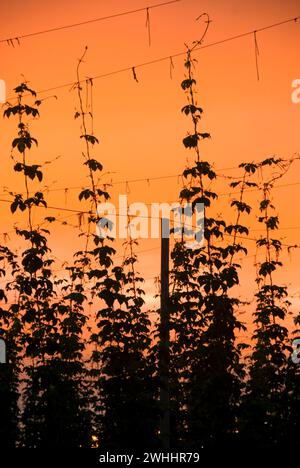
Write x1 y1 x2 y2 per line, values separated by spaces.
0 0 181 45
0 196 299 250
5 14 300 100
0 166 243 197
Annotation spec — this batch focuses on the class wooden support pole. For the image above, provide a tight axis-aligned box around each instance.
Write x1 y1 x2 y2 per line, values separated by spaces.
159 218 170 450
0 338 6 364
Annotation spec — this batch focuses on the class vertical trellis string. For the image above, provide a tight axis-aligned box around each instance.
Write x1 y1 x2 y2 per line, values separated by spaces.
89 78 94 135
145 7 152 46
6 37 20 47
85 79 89 113
132 66 139 83
254 31 260 81
169 56 174 79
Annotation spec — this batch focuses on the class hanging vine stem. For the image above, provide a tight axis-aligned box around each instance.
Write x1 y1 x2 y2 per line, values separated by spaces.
183 50 202 166
123 214 138 298
181 44 216 287
167 23 249 448
76 47 99 213
170 27 217 371
191 12 211 51
2 84 91 448
256 157 296 325
262 184 275 323
74 51 119 408
228 163 258 266
244 157 299 447
4 84 48 310
15 86 39 232
229 171 248 265
74 47 112 288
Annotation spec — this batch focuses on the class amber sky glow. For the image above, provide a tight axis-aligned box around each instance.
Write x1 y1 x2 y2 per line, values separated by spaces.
1 0 300 327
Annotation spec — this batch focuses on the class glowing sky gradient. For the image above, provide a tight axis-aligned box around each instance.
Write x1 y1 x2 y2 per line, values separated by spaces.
1 0 300 331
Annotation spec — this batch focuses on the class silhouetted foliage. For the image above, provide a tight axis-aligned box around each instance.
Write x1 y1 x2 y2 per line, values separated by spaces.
0 49 299 452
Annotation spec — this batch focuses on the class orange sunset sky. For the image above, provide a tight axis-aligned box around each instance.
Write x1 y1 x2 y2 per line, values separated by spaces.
1 0 300 334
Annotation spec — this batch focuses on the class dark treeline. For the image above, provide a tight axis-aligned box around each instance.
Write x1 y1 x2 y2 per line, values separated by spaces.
0 47 300 451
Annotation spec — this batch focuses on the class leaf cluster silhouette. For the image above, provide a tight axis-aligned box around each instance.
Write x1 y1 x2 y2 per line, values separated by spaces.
0 50 299 451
